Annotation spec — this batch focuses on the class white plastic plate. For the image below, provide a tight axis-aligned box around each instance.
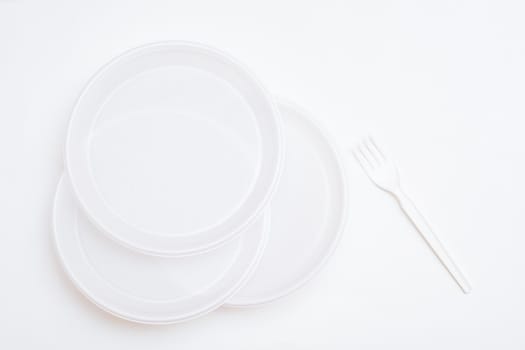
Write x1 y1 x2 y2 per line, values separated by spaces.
66 41 282 257
53 176 269 324
226 99 347 306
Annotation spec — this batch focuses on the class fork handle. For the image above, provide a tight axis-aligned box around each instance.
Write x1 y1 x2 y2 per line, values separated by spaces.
394 190 472 293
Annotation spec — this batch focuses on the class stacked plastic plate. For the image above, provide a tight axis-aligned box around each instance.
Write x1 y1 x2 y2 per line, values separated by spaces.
54 41 348 324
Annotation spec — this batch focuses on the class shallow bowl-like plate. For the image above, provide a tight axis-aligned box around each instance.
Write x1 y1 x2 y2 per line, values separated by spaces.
66 41 282 257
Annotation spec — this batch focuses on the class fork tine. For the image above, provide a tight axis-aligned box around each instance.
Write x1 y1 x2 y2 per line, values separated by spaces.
359 140 379 167
368 136 386 161
352 147 372 173
363 137 383 164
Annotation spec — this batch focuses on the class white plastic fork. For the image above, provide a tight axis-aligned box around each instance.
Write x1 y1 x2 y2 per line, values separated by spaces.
353 137 471 294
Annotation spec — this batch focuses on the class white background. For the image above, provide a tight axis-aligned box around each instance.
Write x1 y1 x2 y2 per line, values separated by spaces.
1 0 524 348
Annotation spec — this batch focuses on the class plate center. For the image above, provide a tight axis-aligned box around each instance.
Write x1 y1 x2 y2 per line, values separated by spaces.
88 66 260 236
